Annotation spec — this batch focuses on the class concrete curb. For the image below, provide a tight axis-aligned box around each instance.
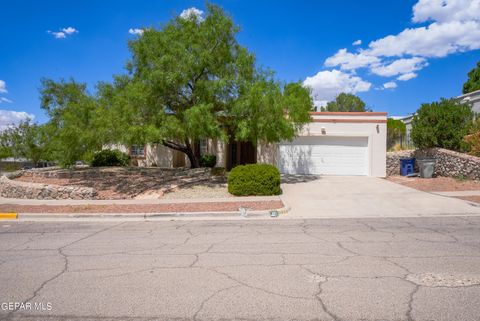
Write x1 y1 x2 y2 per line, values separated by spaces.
0 213 17 220
15 206 291 221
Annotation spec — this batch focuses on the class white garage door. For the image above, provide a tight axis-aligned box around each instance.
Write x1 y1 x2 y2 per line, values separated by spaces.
278 136 368 176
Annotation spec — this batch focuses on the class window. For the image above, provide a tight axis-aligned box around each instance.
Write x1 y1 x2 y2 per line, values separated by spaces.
130 145 145 157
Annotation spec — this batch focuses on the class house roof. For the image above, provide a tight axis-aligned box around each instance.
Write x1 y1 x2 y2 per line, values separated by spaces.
457 89 480 102
390 114 414 123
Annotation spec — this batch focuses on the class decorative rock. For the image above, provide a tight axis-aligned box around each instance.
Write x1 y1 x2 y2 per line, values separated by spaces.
0 175 97 200
387 148 480 180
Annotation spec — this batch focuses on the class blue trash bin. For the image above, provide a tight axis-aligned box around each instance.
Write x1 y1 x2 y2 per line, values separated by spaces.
400 158 415 176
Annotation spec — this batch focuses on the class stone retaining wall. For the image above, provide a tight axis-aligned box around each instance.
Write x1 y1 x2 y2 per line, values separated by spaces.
0 176 97 200
20 166 203 180
387 148 480 180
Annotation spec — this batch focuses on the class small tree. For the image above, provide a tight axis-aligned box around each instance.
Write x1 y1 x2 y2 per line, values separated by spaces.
322 93 367 112
387 118 406 150
463 61 480 94
0 130 13 159
40 78 104 166
1 120 50 166
411 98 473 151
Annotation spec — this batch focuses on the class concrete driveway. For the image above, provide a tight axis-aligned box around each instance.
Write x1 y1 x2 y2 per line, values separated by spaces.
280 176 480 218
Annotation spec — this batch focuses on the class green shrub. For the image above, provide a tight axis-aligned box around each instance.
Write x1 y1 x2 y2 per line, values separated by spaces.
228 164 281 196
387 118 407 150
91 149 130 167
200 154 217 168
411 98 474 151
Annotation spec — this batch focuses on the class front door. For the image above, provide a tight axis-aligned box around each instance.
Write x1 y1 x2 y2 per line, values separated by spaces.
226 140 257 170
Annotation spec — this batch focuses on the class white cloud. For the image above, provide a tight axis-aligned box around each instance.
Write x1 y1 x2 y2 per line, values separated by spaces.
397 72 418 81
62 27 78 35
47 27 78 39
0 80 7 94
325 48 380 71
370 57 428 77
0 110 34 131
48 31 67 39
367 20 480 58
383 81 398 89
352 39 362 46
303 70 372 107
0 80 11 105
179 7 204 21
128 28 144 36
413 0 480 23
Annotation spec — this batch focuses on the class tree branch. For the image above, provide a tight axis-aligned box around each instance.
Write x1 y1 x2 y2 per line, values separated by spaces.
162 140 187 153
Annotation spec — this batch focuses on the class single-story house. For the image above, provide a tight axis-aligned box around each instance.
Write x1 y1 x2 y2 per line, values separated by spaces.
119 112 387 177
457 89 480 114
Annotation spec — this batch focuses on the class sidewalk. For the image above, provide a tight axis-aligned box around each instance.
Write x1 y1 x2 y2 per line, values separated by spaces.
0 196 288 220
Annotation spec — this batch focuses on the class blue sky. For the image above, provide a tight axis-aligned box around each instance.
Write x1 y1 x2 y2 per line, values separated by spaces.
0 0 479 127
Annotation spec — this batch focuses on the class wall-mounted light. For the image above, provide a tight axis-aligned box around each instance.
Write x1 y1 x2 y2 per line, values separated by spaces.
321 127 326 135
376 124 380 133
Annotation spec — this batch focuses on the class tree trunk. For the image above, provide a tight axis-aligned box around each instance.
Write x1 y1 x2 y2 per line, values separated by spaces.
184 148 200 168
185 139 200 168
162 139 200 168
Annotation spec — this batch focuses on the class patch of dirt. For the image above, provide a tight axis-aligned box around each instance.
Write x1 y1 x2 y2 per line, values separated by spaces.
456 196 480 204
162 183 231 199
0 200 284 214
387 175 480 192
15 176 71 186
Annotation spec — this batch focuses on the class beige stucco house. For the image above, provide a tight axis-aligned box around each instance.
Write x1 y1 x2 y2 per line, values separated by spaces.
119 112 387 177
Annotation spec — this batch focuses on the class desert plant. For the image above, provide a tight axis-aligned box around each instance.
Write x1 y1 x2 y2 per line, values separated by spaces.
200 154 217 168
228 163 281 196
91 149 130 167
465 133 480 156
464 119 480 156
411 98 474 151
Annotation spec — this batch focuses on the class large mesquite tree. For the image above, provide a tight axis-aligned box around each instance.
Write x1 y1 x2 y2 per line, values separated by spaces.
104 4 312 167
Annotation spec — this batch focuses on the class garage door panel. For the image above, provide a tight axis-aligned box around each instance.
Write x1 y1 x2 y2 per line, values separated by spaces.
278 136 368 176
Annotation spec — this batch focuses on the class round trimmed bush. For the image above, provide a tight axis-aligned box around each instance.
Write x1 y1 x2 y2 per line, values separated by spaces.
228 164 281 196
91 149 130 167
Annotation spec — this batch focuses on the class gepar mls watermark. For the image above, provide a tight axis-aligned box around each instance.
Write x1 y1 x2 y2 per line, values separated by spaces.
1 302 52 312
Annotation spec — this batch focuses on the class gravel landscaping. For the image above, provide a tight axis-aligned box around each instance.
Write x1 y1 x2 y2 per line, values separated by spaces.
0 200 283 213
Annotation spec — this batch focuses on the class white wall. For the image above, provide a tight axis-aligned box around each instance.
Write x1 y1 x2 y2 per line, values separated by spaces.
257 113 387 177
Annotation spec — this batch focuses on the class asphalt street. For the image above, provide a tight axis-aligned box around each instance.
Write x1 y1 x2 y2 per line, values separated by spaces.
1 216 480 321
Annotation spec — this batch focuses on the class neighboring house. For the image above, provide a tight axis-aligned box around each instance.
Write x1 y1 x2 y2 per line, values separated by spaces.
116 112 387 177
391 114 414 147
457 89 480 114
